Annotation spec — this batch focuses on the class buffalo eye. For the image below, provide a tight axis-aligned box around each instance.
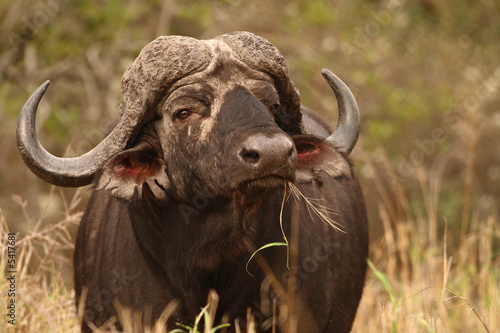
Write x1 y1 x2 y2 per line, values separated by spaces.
175 109 192 120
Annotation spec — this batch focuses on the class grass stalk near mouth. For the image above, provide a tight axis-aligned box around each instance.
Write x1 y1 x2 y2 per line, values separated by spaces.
246 179 344 276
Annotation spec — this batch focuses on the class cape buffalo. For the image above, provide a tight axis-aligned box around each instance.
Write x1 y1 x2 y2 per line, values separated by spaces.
17 31 368 332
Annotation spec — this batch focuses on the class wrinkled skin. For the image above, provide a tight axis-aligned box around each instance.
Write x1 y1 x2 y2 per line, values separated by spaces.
18 32 368 333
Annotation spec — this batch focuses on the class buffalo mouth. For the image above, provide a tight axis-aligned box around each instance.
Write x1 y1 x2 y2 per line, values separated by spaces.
235 174 292 192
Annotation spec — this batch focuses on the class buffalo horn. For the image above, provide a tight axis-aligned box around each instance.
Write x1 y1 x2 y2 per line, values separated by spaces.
322 69 360 155
17 81 133 187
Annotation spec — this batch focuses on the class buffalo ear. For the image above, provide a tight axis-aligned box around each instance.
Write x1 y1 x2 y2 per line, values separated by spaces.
96 142 169 201
293 135 353 183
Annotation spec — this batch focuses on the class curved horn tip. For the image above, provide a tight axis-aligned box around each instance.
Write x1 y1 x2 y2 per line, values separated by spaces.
24 80 51 110
40 80 51 90
321 68 360 155
320 68 332 78
31 80 51 98
320 69 346 92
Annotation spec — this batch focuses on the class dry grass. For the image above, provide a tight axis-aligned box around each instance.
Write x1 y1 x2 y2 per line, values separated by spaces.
351 147 499 332
0 188 82 333
353 205 499 332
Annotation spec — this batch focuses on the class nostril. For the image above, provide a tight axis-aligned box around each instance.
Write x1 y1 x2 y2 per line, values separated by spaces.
240 148 260 164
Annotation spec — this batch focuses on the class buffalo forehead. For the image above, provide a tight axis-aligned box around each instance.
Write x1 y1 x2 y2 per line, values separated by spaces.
121 33 281 107
216 33 301 106
162 42 279 140
216 32 289 77
166 39 275 90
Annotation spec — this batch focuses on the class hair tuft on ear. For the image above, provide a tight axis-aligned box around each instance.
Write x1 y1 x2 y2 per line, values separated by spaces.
96 143 169 201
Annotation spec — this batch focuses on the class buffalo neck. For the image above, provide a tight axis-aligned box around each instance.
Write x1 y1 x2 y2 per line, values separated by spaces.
129 185 286 281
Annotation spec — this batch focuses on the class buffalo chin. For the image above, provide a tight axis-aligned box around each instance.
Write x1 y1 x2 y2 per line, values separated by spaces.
230 175 288 225
231 176 289 209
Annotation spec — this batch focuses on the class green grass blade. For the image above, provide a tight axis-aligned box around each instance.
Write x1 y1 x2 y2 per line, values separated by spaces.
367 258 396 305
246 242 289 276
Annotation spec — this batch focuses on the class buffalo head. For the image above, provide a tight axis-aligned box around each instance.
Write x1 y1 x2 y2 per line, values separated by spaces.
17 32 359 199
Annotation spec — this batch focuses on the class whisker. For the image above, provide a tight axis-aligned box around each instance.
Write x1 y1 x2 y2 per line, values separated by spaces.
285 181 344 233
279 181 289 246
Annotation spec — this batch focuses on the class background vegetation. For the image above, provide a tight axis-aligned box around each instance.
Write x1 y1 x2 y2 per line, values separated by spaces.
1 0 499 332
